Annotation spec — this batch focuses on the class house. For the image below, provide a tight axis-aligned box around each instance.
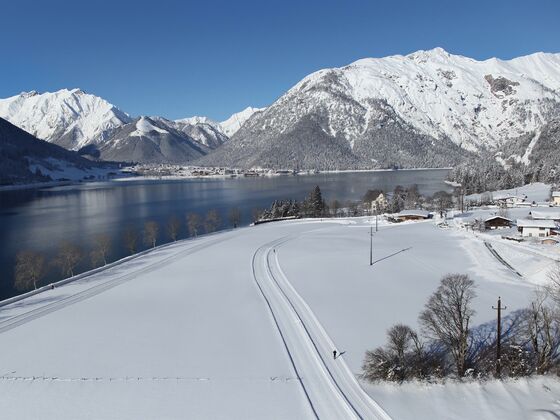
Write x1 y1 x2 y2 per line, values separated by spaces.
552 191 560 206
484 216 513 230
530 210 560 222
396 209 431 221
517 219 557 238
494 194 526 207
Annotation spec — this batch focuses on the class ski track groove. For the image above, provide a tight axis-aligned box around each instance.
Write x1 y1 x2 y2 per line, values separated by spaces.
0 235 233 334
252 232 391 420
484 241 523 277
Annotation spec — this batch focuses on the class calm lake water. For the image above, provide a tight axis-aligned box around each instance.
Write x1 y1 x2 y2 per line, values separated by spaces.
0 169 450 299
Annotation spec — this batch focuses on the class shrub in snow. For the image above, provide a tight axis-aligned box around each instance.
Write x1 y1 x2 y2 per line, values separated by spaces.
362 324 446 382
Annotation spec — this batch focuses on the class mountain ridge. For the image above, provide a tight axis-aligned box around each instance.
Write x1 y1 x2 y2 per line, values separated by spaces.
197 47 560 169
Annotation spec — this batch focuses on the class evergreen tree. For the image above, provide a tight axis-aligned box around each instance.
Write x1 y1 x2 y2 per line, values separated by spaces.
309 185 325 217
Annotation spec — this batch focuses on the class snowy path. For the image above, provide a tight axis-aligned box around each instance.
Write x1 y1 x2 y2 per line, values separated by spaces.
252 235 391 420
484 241 523 278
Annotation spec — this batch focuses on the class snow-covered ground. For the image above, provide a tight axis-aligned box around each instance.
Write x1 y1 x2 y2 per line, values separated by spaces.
0 215 559 419
466 182 552 204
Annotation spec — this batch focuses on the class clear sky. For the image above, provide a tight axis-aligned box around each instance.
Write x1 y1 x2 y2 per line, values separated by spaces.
1 0 559 120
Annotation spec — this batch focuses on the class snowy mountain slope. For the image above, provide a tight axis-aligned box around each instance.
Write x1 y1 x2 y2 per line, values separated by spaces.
157 117 228 149
0 117 114 185
219 106 265 137
0 89 131 150
173 106 265 142
199 48 560 169
96 116 210 163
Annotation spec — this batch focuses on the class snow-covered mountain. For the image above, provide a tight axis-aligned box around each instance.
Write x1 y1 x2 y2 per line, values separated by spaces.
0 89 260 162
175 106 265 139
158 117 228 149
0 88 132 150
4 49 559 169
198 48 560 169
96 116 209 163
219 107 265 137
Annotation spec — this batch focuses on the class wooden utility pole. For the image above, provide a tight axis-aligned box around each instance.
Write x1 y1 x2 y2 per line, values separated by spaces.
492 296 507 377
369 226 373 266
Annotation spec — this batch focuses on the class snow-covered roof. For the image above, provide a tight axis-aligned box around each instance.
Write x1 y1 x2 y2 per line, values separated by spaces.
484 215 513 223
530 210 560 220
493 194 525 201
552 191 560 197
516 219 557 228
397 210 430 218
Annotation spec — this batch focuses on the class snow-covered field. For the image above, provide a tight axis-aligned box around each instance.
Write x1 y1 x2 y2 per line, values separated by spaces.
0 215 559 419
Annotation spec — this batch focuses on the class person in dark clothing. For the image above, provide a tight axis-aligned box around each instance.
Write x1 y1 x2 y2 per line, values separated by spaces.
333 350 337 359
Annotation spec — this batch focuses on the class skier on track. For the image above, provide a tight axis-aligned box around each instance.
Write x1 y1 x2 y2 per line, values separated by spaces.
333 350 337 359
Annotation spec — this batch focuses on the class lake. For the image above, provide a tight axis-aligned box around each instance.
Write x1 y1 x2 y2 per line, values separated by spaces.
0 169 450 300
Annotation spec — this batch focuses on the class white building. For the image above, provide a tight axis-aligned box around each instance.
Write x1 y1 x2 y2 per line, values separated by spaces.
552 191 560 206
517 219 557 238
494 194 526 207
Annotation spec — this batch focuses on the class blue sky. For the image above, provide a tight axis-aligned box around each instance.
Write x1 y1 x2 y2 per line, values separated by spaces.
1 0 559 120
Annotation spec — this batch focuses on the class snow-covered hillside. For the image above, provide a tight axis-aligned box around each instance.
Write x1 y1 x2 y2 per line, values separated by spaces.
174 106 265 140
289 48 560 151
0 117 117 185
0 89 131 150
199 48 560 169
96 116 210 163
219 106 265 137
0 215 559 418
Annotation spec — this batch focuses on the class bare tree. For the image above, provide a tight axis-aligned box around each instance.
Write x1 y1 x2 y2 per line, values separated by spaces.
498 204 510 219
362 323 440 382
205 209 221 233
521 289 560 374
330 199 340 217
251 208 262 223
432 191 453 214
186 212 201 237
54 242 82 278
14 250 45 290
90 233 111 267
144 221 159 248
387 324 422 361
123 227 138 254
167 216 181 241
228 207 241 228
546 264 560 307
419 274 477 377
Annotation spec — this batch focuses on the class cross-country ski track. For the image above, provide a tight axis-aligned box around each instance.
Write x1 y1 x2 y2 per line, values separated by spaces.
252 235 391 419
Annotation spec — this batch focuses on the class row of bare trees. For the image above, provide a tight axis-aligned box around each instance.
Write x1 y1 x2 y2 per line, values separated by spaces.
362 270 560 383
13 207 244 293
